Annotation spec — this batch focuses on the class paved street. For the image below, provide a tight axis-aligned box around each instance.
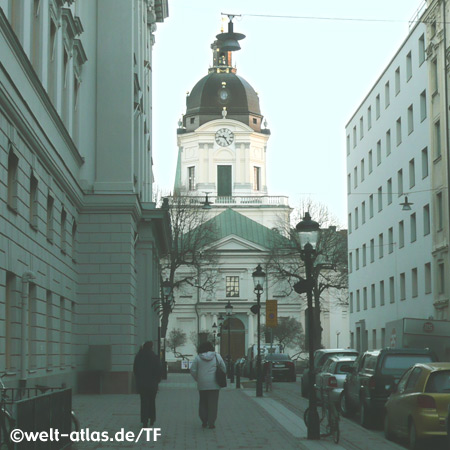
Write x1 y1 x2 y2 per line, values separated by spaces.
70 373 415 450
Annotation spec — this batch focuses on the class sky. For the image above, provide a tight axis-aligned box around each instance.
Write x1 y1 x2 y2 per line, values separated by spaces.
152 0 425 226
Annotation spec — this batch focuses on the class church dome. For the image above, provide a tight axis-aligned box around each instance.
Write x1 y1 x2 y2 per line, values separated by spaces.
183 71 263 132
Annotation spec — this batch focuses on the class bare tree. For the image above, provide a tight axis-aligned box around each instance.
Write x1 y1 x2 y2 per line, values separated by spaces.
262 317 305 351
166 328 187 353
153 193 219 349
267 199 348 350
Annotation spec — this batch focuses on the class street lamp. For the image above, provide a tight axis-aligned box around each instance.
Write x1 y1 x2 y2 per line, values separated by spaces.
252 264 266 398
295 212 320 440
225 300 233 378
161 278 173 380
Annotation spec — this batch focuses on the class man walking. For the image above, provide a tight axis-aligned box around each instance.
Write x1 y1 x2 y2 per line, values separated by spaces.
133 341 162 427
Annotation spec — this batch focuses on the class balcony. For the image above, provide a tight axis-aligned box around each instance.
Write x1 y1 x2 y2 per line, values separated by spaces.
179 195 290 207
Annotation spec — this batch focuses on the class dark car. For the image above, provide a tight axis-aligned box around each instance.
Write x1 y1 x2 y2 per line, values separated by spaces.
263 353 296 382
340 347 438 428
301 348 358 398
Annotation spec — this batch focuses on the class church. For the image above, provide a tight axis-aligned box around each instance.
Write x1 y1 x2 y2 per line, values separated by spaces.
165 22 349 366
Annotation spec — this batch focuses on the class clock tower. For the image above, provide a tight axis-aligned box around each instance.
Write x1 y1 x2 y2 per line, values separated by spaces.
175 34 290 227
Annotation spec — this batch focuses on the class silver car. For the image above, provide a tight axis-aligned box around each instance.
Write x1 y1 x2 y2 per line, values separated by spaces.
315 355 356 405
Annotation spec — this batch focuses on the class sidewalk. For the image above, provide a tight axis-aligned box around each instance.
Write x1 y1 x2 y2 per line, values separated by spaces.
70 374 396 450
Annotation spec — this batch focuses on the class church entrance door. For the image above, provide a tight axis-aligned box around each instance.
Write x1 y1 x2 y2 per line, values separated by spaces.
220 317 245 361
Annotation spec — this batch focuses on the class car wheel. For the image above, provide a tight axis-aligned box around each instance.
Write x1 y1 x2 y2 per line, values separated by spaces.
408 420 422 450
359 400 371 428
384 413 394 441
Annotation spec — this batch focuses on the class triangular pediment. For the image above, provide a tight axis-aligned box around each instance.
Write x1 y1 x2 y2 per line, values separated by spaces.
207 234 267 252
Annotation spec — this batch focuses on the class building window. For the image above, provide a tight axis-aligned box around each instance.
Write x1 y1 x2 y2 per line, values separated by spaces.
400 273 406 300
349 252 353 273
435 121 441 158
346 135 350 155
369 195 374 218
389 276 395 303
31 0 41 72
46 194 54 242
355 207 359 229
28 283 37 369
388 227 394 253
420 91 427 121
385 81 390 108
368 150 373 173
72 220 77 261
347 174 351 194
395 67 400 95
410 213 417 242
372 329 377 350
356 290 360 312
7 149 19 210
412 268 418 298
422 147 429 178
379 233 384 259
46 290 52 367
360 159 365 182
363 287 368 310
360 117 364 139
418 34 425 65
29 172 39 228
425 262 432 294
371 284 376 308
409 158 415 188
399 220 405 248
367 106 372 129
5 272 16 370
406 52 412 80
376 94 380 119
438 263 445 294
387 178 392 205
226 276 240 298
362 244 367 267
362 201 366 224
188 166 195 191
380 280 385 306
353 167 358 189
348 213 352 234
60 208 67 253
48 18 58 103
431 58 438 94
350 293 353 313
60 297 65 366
378 187 383 212
377 140 381 165
253 166 261 191
353 126 357 148
370 239 375 263
396 117 402 146
423 204 430 236
356 249 360 270
386 130 391 156
397 169 403 197
408 105 414 135
437 192 444 231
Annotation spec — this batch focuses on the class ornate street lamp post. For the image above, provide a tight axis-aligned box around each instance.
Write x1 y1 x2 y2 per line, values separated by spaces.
225 301 233 379
212 322 217 347
295 212 320 440
252 264 266 398
161 278 173 380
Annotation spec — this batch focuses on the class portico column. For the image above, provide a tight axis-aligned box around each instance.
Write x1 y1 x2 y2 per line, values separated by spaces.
200 314 206 331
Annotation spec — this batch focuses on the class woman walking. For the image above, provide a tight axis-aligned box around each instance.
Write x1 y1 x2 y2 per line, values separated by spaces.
190 341 226 429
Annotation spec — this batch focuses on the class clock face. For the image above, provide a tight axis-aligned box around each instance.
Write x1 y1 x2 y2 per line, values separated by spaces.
215 128 234 147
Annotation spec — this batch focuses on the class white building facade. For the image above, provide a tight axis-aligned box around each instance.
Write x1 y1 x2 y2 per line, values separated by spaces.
0 0 170 393
346 20 437 353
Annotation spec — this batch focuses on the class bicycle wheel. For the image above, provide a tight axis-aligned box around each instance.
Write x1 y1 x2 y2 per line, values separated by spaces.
0 408 14 450
71 410 80 432
303 407 310 427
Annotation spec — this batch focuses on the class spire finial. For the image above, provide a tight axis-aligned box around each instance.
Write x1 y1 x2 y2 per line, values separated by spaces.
222 107 227 119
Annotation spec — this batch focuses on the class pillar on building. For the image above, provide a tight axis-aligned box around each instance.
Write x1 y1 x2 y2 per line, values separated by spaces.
200 314 207 331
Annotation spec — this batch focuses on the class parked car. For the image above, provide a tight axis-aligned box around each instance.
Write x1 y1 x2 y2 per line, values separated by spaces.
262 353 296 382
244 344 281 379
384 362 450 450
341 348 438 428
234 357 246 375
301 348 358 398
315 355 357 405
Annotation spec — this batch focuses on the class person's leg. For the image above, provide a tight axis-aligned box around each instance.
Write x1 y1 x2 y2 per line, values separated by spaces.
140 393 148 426
207 390 220 428
198 390 208 426
149 388 157 425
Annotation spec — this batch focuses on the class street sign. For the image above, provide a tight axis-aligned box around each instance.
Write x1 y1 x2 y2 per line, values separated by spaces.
266 300 277 327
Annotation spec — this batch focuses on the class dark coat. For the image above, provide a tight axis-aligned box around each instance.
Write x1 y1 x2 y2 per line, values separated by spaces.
133 348 162 393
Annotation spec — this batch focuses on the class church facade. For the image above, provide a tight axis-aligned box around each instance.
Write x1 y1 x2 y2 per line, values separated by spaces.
165 28 349 365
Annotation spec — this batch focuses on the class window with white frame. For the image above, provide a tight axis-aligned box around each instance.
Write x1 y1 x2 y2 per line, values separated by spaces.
226 276 240 298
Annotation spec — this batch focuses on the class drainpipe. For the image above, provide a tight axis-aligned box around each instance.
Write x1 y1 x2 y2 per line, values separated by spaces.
21 271 36 383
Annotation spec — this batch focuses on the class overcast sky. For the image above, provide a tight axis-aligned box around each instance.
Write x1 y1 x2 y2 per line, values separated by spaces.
152 0 425 226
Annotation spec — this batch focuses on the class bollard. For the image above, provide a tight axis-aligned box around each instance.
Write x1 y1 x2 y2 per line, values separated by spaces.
230 362 235 384
236 364 240 388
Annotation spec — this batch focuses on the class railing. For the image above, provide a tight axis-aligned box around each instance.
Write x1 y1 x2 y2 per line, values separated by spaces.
177 195 289 207
409 0 427 29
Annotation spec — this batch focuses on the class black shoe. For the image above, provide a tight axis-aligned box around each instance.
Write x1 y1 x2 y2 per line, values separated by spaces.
142 420 148 428
202 422 207 428
150 419 155 426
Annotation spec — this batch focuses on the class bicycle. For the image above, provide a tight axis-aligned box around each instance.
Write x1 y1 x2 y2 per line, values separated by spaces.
303 385 340 444
0 374 15 450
